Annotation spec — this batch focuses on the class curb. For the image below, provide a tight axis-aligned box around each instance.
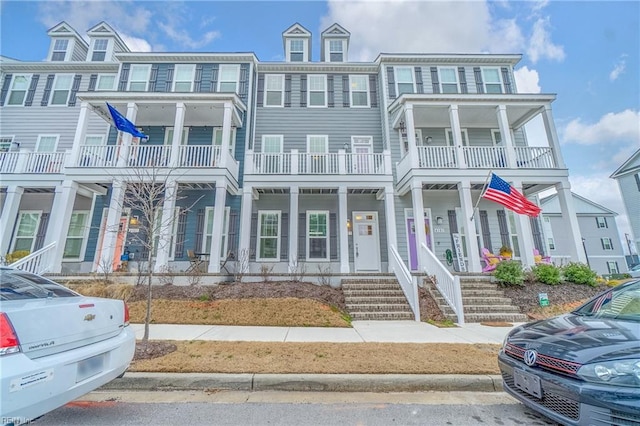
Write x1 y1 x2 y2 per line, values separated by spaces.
101 373 504 393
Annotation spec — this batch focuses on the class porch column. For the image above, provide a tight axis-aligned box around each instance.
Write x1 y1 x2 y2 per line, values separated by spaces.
458 181 481 272
116 103 138 167
97 180 126 273
170 103 185 167
69 102 90 166
219 102 233 168
338 186 349 273
45 180 79 273
496 105 517 168
411 180 427 271
0 186 24 255
555 181 585 263
541 105 566 169
510 179 537 267
153 179 177 273
208 182 228 273
448 105 466 168
238 185 253 260
384 185 398 272
405 104 419 168
289 186 299 267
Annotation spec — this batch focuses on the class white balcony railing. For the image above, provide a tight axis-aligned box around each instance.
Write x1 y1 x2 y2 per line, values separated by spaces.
128 145 172 167
0 151 67 174
298 153 340 174
178 145 221 168
417 146 457 168
463 146 508 169
78 145 119 167
514 146 556 168
248 150 390 175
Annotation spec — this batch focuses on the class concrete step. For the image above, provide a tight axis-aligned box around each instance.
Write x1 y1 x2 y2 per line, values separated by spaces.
434 296 514 306
346 303 412 312
346 296 410 304
457 289 506 297
450 312 529 323
350 311 414 320
342 279 399 285
343 289 406 298
342 283 403 291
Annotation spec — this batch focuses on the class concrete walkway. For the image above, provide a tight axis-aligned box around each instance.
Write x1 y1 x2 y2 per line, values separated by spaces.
130 320 522 344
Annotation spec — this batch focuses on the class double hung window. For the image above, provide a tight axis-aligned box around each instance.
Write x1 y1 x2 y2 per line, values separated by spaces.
395 67 414 95
307 211 329 260
63 211 89 259
439 67 459 94
482 68 503 93
607 262 619 274
51 75 73 105
0 136 13 152
173 64 195 92
265 75 284 107
329 40 343 62
213 127 236 155
350 75 369 107
507 211 521 257
601 238 613 250
218 65 239 92
7 75 30 106
128 65 151 91
289 39 304 62
308 75 327 107
596 217 608 228
97 74 116 91
91 39 108 61
12 211 41 252
257 211 280 261
52 39 68 61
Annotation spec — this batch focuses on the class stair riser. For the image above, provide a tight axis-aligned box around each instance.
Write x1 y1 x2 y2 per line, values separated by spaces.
457 290 505 297
347 305 412 312
449 314 528 323
343 284 405 291
344 290 406 298
346 297 409 304
351 313 414 320
434 296 513 305
342 280 400 285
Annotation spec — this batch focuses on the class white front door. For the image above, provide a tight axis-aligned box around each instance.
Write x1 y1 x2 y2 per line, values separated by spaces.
352 211 380 271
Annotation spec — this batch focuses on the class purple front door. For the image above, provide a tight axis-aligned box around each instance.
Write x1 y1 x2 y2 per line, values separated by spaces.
407 218 431 270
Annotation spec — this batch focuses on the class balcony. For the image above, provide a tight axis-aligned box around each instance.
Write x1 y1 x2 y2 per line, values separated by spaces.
0 151 66 174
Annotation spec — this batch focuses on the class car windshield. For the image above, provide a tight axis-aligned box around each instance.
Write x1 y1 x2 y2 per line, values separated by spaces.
574 280 640 321
0 269 80 300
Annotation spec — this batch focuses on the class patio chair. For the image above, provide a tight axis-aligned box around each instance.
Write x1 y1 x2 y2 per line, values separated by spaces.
186 249 204 273
534 249 552 265
481 248 504 272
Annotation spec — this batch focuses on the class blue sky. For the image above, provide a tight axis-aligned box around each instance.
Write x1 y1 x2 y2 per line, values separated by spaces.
1 0 639 250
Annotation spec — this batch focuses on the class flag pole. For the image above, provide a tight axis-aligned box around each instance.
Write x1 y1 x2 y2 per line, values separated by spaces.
470 170 494 222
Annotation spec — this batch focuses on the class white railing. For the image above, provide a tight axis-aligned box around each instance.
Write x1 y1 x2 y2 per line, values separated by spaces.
77 145 119 167
9 242 57 275
0 152 20 173
248 150 390 175
389 244 420 321
463 146 508 169
421 242 465 325
129 145 172 167
179 145 221 167
345 152 386 174
299 153 340 174
417 146 457 168
252 152 292 174
0 151 66 173
514 146 555 168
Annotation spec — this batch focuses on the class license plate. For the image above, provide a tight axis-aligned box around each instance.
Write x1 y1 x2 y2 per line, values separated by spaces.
76 353 105 383
513 369 542 399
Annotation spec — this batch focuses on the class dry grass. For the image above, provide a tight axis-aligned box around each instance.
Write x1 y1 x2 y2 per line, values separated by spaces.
67 282 135 301
130 341 501 374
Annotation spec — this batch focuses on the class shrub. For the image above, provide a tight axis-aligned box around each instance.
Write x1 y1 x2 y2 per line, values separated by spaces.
4 250 30 264
531 263 562 285
562 262 597 286
494 260 524 287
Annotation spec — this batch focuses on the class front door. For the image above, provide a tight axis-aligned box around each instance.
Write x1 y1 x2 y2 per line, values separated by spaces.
353 212 380 272
407 217 431 271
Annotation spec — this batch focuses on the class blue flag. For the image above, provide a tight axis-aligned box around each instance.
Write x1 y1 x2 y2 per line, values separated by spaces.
106 103 147 139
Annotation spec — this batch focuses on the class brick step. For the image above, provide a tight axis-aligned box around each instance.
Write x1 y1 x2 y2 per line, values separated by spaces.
447 304 522 314
343 289 406 298
346 303 412 312
448 313 529 323
350 311 414 320
456 289 506 297
458 282 501 290
346 296 409 304
434 296 513 305
341 279 399 285
342 283 404 291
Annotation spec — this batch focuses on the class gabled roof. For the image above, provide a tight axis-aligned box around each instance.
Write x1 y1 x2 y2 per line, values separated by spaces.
540 192 618 216
610 148 640 178
46 21 88 48
282 23 311 37
87 21 130 53
321 23 350 37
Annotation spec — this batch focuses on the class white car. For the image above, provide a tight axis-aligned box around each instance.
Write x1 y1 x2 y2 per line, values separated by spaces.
629 264 640 278
0 267 135 423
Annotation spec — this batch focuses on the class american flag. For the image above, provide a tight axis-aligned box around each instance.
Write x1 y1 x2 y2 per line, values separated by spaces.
592 291 612 312
482 174 541 217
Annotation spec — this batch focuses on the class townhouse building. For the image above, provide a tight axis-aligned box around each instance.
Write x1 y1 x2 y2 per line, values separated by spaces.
1 21 589 281
610 149 640 263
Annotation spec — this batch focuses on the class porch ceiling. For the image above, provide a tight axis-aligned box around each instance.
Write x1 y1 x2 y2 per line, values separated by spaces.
421 182 538 192
411 103 542 129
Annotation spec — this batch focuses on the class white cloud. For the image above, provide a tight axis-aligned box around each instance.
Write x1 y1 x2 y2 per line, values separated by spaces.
157 21 221 50
562 109 640 145
154 2 221 50
119 34 152 53
527 16 565 63
609 54 627 81
513 66 541 93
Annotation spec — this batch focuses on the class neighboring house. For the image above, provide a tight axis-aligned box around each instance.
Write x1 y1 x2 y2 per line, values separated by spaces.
540 192 628 276
0 21 589 277
610 148 640 263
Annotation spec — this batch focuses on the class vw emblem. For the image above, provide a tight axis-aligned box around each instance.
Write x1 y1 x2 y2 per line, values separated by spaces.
524 349 538 366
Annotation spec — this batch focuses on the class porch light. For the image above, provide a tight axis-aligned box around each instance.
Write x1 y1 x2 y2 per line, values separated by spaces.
399 120 407 137
436 216 443 225
343 142 350 152
129 216 139 226
425 136 433 145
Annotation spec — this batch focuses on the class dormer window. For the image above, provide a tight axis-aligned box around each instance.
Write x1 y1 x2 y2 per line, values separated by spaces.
52 39 68 61
329 40 343 62
289 40 304 62
91 39 108 61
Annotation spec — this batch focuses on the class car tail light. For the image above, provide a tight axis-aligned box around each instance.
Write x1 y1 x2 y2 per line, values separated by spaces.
123 302 130 326
0 312 21 356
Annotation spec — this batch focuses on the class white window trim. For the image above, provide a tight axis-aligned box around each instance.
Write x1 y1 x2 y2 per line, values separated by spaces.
445 128 469 146
128 64 151 91
491 129 503 146
84 134 105 145
6 74 31 106
257 210 281 261
287 39 306 62
164 127 189 145
51 39 70 61
349 75 369 108
482 67 503 94
213 127 237 154
50 74 74 106
306 135 328 153
507 210 521 258
394 66 415 95
351 135 373 150
607 261 619 274
173 64 196 92
601 237 613 250
217 64 240 93
96 74 116 91
90 38 110 61
596 217 608 228
36 134 60 152
202 206 230 260
11 210 42 253
306 210 330 261
307 74 327 108
261 135 283 152
0 135 15 152
327 39 345 62
63 210 90 261
264 74 285 107
438 67 460 94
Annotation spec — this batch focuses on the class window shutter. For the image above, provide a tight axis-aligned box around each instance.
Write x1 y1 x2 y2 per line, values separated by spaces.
149 64 159 91
601 238 605 250
118 64 130 91
165 65 174 92
635 173 640 191
530 216 544 253
250 213 258 260
0 74 12 106
386 66 396 99
430 67 440 94
256 74 265 107
88 74 98 92
415 67 424 94
24 74 40 106
300 75 307 107
228 210 239 255
34 213 50 250
280 213 289 261
67 74 82 106
210 64 219 92
595 217 600 228
497 210 510 247
604 217 608 228
501 67 512 94
330 213 338 260
369 75 378 107
194 64 203 92
284 75 291 107
458 67 468 94
298 213 306 259
473 67 484 93
175 209 187 258
41 74 54 106
195 209 204 253
239 64 249 101
342 75 350 107
479 210 492 251
327 75 334 107
447 210 460 270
